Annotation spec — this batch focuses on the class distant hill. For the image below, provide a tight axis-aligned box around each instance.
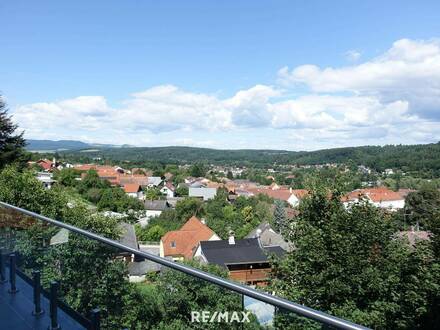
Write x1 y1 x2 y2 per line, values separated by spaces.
26 139 129 151
26 139 91 151
53 142 440 175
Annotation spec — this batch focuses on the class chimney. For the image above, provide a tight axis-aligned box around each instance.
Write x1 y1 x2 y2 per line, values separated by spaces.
228 231 235 245
200 218 206 225
255 228 262 239
289 187 292 193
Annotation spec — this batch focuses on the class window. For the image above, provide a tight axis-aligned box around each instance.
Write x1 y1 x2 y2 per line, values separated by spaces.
171 241 176 247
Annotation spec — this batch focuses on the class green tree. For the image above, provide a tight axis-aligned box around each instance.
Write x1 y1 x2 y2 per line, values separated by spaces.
405 184 440 229
271 185 440 329
135 224 166 242
0 165 65 218
54 168 80 187
175 197 204 223
0 96 27 169
97 187 143 213
145 187 162 200
175 185 189 196
189 163 206 177
78 169 109 195
150 260 260 329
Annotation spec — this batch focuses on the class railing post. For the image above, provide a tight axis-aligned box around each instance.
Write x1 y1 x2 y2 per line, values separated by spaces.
8 253 19 294
32 270 44 316
49 281 61 330
0 249 7 284
90 308 101 330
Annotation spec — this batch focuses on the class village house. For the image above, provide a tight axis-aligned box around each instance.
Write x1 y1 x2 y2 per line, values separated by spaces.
194 235 283 286
160 181 175 197
342 187 405 211
142 200 171 225
160 216 220 261
246 187 308 207
246 222 292 252
123 184 143 199
36 172 56 189
36 159 53 171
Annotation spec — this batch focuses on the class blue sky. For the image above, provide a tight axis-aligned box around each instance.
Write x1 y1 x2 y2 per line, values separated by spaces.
2 1 440 150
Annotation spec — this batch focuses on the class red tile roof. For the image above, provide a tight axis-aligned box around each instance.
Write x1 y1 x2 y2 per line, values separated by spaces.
161 216 217 259
74 164 97 171
343 187 403 203
37 159 53 170
123 184 141 193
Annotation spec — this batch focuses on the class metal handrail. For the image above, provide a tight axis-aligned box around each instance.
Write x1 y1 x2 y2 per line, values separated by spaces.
0 201 369 330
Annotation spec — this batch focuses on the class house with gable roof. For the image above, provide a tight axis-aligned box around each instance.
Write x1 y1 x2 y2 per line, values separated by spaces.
159 216 220 261
342 187 405 211
123 184 143 199
160 181 176 197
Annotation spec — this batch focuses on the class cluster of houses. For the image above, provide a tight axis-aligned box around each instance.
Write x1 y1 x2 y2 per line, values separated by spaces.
31 159 432 295
159 216 290 286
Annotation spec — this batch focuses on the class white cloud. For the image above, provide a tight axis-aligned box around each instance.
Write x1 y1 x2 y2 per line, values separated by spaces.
277 38 440 120
10 38 440 149
344 49 361 62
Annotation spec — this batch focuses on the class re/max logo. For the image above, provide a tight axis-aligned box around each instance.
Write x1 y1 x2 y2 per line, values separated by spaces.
191 311 251 323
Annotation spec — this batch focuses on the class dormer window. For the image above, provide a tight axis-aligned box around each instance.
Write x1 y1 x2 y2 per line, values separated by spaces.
171 241 176 247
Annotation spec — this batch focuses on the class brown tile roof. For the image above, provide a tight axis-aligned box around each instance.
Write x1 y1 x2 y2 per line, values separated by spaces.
119 175 150 186
37 159 53 170
161 216 217 259
123 184 141 193
74 164 96 171
343 187 403 203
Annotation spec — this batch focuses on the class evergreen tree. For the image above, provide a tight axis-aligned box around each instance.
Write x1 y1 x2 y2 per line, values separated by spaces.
0 96 27 168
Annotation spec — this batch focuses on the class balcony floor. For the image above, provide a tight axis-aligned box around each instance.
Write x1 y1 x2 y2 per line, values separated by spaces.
0 272 85 330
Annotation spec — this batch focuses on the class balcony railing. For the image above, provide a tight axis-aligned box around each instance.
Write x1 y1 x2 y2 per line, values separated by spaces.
229 268 271 284
0 201 369 330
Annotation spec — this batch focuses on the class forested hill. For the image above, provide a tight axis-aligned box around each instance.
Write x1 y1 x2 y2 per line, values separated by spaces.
55 142 440 174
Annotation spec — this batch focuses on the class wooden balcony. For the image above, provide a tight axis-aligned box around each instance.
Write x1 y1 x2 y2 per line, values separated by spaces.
229 268 271 285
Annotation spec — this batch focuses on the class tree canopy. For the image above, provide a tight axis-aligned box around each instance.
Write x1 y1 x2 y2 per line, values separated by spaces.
0 96 27 169
271 185 440 329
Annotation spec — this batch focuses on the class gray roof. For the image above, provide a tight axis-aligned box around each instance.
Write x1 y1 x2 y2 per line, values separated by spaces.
246 222 292 252
264 246 286 257
189 187 217 201
144 200 169 211
117 222 138 250
147 176 162 186
199 238 269 267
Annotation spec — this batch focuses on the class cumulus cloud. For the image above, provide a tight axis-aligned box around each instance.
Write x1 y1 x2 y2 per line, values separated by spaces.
278 38 440 119
10 38 440 149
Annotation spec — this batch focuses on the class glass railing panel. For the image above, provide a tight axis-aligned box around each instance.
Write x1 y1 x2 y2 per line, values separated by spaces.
0 203 362 330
